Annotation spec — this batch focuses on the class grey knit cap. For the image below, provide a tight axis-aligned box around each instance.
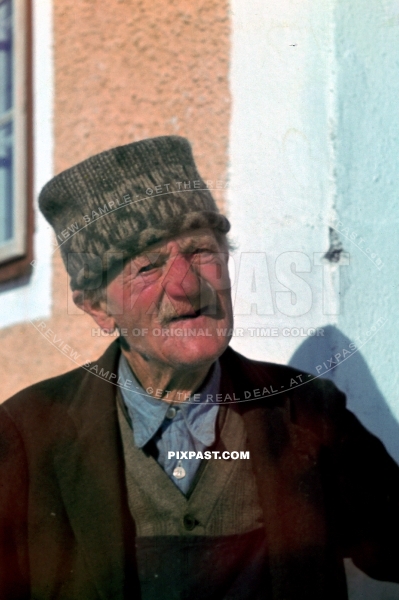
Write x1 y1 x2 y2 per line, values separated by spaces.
39 136 230 290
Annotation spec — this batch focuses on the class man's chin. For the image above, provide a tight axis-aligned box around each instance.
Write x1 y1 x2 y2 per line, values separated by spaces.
152 316 231 366
124 315 233 368
160 330 231 367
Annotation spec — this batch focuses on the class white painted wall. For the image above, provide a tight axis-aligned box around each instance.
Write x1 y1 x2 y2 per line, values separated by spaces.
228 0 337 363
331 0 399 450
228 0 399 596
0 0 53 328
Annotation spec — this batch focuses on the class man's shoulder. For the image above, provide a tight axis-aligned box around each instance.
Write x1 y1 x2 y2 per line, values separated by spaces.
221 346 346 423
1 341 121 422
222 345 308 382
3 366 84 408
222 345 342 391
0 368 86 444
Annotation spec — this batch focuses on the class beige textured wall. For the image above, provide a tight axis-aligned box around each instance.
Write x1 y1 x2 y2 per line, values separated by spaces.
0 0 230 402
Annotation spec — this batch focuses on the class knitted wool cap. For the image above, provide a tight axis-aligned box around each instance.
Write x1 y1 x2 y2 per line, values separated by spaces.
39 136 230 290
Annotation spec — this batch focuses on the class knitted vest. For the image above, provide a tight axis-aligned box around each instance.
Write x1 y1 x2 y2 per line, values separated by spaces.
117 401 271 599
117 402 264 536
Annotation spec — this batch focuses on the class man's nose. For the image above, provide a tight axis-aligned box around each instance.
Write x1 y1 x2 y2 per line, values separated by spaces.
161 254 201 300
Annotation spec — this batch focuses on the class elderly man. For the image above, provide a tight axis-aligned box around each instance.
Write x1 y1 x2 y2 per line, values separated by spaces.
1 136 399 600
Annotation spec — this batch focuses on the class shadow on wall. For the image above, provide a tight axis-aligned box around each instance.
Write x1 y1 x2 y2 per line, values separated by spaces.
289 324 399 462
289 325 399 600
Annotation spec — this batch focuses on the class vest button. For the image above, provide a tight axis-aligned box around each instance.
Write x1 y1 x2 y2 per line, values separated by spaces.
183 514 197 531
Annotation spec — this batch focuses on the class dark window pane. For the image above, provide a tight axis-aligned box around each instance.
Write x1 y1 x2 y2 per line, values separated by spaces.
0 120 13 243
0 0 13 115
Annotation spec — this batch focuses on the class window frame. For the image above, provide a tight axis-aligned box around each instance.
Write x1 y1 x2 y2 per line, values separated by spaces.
0 0 33 284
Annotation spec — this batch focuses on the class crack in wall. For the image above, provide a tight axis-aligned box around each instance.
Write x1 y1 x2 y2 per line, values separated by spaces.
324 226 344 262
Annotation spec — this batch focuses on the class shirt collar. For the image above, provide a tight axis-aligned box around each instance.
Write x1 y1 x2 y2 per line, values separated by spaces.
118 354 220 448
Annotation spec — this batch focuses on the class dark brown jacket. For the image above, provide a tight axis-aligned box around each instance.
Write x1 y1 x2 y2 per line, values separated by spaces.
1 341 399 599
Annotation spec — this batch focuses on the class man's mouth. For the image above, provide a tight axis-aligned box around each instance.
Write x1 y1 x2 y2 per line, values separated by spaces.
169 306 210 323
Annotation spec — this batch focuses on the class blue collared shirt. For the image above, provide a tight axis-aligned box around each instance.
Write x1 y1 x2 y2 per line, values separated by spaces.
118 355 220 494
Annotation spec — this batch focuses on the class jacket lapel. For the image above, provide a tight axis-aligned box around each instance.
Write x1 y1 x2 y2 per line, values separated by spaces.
54 342 136 600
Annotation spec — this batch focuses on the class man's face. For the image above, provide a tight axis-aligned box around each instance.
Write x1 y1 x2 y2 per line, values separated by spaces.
101 228 233 370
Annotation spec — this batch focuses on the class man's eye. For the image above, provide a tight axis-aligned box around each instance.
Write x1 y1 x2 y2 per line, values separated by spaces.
138 263 157 274
192 249 215 262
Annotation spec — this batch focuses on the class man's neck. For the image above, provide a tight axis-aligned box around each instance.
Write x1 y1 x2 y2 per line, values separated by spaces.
121 349 214 404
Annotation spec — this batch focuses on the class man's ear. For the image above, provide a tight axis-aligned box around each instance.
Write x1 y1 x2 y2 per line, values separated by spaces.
72 290 117 333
